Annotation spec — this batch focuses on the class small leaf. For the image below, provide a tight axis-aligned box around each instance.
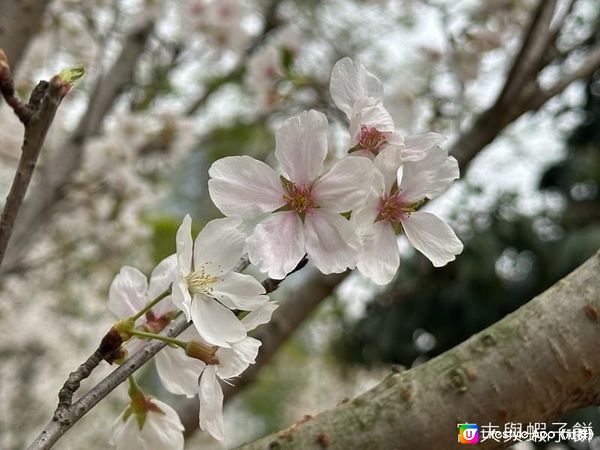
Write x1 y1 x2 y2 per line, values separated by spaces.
57 65 85 85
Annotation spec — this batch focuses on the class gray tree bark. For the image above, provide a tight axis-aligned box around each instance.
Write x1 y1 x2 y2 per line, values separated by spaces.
236 251 600 450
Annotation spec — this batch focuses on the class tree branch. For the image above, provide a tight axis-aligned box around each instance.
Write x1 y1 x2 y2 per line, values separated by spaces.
236 251 600 450
27 259 298 450
2 20 154 270
0 52 76 266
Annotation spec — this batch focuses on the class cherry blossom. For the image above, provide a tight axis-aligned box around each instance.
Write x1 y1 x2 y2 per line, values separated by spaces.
172 215 268 348
352 147 464 285
108 255 178 356
154 303 276 441
110 397 184 450
208 110 376 279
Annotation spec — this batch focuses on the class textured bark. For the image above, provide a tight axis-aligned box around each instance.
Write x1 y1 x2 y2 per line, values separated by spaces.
0 0 50 72
236 251 600 450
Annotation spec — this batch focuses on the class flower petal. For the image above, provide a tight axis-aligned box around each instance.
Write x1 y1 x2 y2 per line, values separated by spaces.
194 217 245 275
176 215 193 275
246 211 306 280
148 254 178 317
401 211 463 267
356 221 400 285
312 157 375 213
399 149 459 203
373 146 401 195
330 57 384 116
171 274 192 321
304 209 359 274
212 272 267 310
216 336 261 379
142 400 185 450
348 98 395 146
274 110 328 185
241 302 278 331
198 365 224 441
155 338 205 397
190 295 246 348
108 266 149 319
401 132 446 162
208 156 285 219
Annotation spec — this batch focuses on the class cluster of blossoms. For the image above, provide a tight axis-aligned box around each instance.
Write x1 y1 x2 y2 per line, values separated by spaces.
107 57 463 448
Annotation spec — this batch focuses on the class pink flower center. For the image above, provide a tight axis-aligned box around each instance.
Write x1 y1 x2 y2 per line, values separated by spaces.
144 311 172 333
357 126 390 155
282 182 316 215
377 193 421 223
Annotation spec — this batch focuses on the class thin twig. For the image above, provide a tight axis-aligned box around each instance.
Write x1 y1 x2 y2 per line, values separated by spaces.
0 52 75 267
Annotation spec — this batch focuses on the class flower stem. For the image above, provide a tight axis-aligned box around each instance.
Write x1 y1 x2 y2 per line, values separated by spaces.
130 287 171 322
128 329 187 349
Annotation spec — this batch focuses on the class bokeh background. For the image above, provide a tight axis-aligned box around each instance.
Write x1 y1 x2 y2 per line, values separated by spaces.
1 0 599 448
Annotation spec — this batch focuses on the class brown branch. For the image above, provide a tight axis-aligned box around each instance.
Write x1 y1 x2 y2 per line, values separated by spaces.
236 251 600 450
2 20 154 270
0 53 78 267
495 0 558 110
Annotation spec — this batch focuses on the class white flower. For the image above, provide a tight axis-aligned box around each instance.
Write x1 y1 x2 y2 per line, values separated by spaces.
172 215 268 348
155 304 276 441
110 398 184 450
108 256 179 355
208 110 376 279
353 147 464 285
331 57 446 163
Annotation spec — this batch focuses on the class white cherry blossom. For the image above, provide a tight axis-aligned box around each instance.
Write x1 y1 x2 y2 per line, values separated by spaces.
331 57 446 163
208 110 375 279
110 398 184 450
353 147 463 285
172 215 268 348
154 304 276 440
108 255 178 356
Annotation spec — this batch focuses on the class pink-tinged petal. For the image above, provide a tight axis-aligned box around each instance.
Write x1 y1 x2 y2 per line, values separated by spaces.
155 330 206 397
108 266 148 319
373 146 402 195
275 110 328 185
171 274 192 321
312 157 375 212
399 149 459 203
241 302 278 331
216 336 261 379
401 211 463 267
246 211 305 279
148 254 178 317
349 98 395 145
198 365 224 441
212 272 267 311
356 221 400 285
400 132 446 162
304 209 359 274
190 295 246 348
176 215 193 275
194 217 245 275
330 57 384 116
208 156 285 219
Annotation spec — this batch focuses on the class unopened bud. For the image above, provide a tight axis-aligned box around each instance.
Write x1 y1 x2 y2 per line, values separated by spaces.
185 341 220 365
0 49 9 70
